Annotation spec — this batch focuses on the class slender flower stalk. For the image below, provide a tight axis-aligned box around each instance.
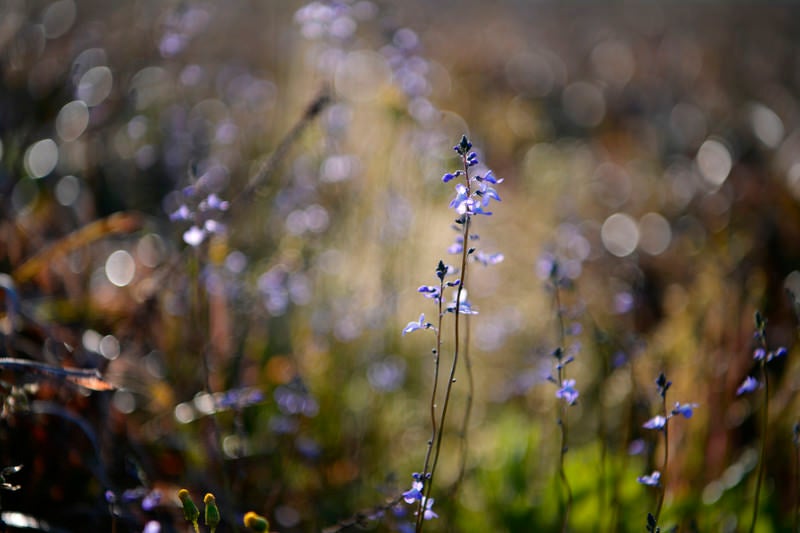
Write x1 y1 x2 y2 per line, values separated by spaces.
653 378 669 525
454 313 474 493
731 311 788 533
793 422 800 533
403 136 502 533
746 311 783 533
639 373 698 532
551 267 573 533
749 354 769 533
415 263 447 508
416 140 472 533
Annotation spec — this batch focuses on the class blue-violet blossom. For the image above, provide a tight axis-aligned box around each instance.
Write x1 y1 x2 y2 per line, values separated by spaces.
556 379 579 405
637 471 661 487
737 376 760 396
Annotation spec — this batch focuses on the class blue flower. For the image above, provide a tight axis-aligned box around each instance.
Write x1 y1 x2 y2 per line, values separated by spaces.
672 402 699 419
446 291 478 315
468 202 492 216
199 193 229 211
448 236 464 254
402 314 431 336
481 170 503 184
556 379 579 405
474 251 504 266
643 415 666 430
420 497 438 520
143 521 161 533
403 483 423 504
183 225 206 247
476 179 501 207
736 376 759 396
753 348 766 361
417 285 441 301
442 171 463 183
449 183 469 213
767 346 788 362
403 473 424 503
169 204 192 221
141 489 161 511
637 470 661 487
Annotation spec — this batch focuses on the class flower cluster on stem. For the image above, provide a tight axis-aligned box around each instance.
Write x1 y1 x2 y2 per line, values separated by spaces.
542 259 581 533
402 135 502 532
737 311 788 533
638 373 697 532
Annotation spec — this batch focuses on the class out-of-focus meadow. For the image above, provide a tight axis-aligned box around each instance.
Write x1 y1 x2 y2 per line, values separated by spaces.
2 1 800 531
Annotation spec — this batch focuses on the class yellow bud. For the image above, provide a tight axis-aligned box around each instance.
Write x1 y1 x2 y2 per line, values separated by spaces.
243 511 269 532
177 489 199 532
204 493 220 530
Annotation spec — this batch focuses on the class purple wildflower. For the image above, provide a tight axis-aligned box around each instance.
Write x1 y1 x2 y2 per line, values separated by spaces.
474 251 504 266
556 379 579 405
420 497 438 520
403 473 424 503
737 376 759 396
672 402 699 419
402 314 431 336
643 415 667 430
637 471 661 487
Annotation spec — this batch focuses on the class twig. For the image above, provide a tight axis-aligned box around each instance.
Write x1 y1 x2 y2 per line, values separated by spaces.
230 86 332 210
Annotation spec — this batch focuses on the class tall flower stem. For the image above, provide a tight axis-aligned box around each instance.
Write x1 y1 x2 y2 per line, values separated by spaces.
417 274 446 500
454 314 473 493
416 151 473 533
748 358 769 533
552 273 573 533
747 311 774 533
653 393 669 525
793 423 800 533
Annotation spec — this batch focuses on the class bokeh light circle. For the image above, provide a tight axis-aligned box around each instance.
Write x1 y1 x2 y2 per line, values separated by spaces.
24 139 59 178
56 100 89 141
696 138 732 188
77 66 113 106
601 213 639 257
638 212 672 255
105 250 136 287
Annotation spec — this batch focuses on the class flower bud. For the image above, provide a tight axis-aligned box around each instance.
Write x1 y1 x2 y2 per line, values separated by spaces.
243 511 270 532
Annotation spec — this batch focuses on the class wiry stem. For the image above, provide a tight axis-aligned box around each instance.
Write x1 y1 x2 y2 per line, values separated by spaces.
748 359 769 533
794 424 800 533
415 275 446 524
653 394 669 525
454 314 473 493
322 494 406 533
553 278 573 533
416 151 473 533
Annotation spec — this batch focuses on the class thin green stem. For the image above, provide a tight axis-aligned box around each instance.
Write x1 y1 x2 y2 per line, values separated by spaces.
416 153 472 533
748 360 769 533
454 314 473 493
653 394 669 526
553 279 572 533
558 402 572 533
794 429 799 533
414 278 445 531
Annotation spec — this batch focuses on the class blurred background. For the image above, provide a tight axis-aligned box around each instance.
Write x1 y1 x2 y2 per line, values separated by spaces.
2 0 800 531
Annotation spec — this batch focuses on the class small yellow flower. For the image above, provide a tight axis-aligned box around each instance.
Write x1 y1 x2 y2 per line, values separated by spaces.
243 510 269 532
177 489 199 533
204 493 220 532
